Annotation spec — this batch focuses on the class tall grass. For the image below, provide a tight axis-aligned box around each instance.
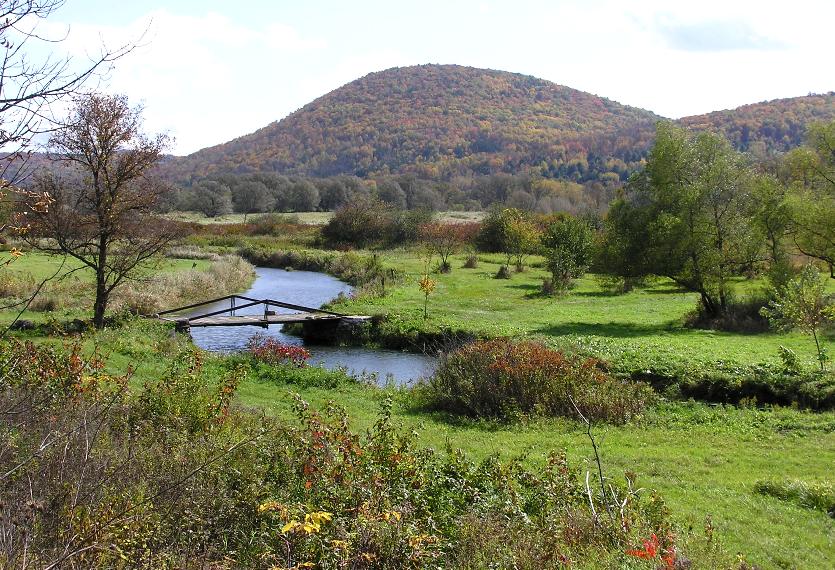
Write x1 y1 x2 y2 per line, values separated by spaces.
116 255 255 314
753 479 835 517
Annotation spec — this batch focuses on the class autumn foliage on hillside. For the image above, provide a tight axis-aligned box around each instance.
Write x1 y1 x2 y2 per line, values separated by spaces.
161 64 661 184
679 93 835 153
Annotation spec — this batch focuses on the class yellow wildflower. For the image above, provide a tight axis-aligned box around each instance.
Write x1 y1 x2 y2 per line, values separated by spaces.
382 510 402 522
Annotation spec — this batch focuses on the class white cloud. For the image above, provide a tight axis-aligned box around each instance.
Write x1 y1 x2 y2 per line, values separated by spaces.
38 9 328 154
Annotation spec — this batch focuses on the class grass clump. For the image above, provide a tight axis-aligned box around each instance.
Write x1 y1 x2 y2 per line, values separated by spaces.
753 479 835 518
424 338 653 423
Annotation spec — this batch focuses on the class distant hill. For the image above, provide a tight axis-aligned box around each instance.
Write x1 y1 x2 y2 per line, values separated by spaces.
17 65 835 193
678 93 835 153
161 64 662 185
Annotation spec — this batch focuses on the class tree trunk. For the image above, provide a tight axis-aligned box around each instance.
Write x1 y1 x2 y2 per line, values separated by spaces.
93 236 108 329
93 274 108 328
700 292 720 318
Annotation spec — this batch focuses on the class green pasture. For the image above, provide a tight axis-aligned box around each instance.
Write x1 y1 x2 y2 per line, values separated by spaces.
334 250 835 369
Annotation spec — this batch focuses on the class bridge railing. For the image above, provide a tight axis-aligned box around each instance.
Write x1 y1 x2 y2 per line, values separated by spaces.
156 294 345 323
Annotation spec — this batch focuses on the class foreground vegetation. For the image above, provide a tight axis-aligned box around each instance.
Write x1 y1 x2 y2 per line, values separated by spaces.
3 337 730 569
3 320 831 568
5 217 832 567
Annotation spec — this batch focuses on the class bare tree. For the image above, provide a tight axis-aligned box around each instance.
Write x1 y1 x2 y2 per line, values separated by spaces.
0 0 134 186
0 1 136 334
21 93 183 328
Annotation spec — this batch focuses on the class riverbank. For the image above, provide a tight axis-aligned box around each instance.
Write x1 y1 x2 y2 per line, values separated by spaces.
0 251 255 329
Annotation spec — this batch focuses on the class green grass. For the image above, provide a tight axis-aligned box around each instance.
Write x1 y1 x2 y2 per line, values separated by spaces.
8 312 833 568
4 251 212 281
5 242 834 567
334 250 834 368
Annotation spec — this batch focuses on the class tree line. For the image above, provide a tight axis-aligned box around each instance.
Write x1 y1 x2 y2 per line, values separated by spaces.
167 172 616 218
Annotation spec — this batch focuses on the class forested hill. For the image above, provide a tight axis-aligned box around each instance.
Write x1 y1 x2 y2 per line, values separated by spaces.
161 64 661 184
159 65 834 186
679 93 835 153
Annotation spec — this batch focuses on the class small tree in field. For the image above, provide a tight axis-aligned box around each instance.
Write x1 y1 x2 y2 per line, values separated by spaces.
476 207 540 274
541 215 594 292
21 93 182 328
505 212 540 272
418 274 436 319
419 222 478 273
761 264 835 371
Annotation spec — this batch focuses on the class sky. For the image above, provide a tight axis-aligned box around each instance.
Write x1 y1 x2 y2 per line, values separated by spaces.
27 0 835 155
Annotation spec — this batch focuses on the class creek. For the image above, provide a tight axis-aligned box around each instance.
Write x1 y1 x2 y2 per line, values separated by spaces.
185 267 437 385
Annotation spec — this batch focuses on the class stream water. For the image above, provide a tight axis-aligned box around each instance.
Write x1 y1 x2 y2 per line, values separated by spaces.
183 267 437 385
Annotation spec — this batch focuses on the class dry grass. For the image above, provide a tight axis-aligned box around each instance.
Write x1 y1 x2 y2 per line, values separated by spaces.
116 255 255 315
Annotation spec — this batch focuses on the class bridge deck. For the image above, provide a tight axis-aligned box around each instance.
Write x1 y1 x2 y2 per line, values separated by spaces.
160 313 343 328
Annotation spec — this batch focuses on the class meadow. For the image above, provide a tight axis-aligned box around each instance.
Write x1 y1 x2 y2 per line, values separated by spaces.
326 250 833 368
2 235 834 568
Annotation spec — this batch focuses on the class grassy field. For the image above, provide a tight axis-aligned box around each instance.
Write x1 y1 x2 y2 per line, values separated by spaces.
3 243 834 567
242 381 835 569
333 250 835 368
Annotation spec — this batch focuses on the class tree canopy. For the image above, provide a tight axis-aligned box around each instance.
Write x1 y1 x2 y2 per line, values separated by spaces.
600 123 765 316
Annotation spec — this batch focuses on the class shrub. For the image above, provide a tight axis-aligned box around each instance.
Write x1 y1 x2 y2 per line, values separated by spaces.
686 293 770 333
762 264 835 371
321 198 392 248
239 246 403 289
419 222 480 273
541 215 594 292
29 294 57 312
246 334 310 366
320 199 430 248
494 265 511 279
462 254 479 268
250 212 300 235
425 339 652 423
618 353 835 410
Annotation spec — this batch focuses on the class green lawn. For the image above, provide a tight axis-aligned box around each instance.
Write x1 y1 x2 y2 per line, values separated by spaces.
334 250 834 368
